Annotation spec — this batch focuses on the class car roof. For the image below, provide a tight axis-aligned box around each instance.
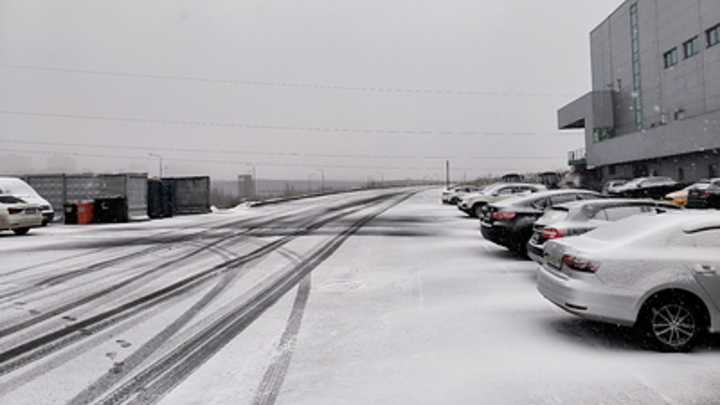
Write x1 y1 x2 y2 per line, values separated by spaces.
582 211 720 241
493 189 600 207
550 198 679 211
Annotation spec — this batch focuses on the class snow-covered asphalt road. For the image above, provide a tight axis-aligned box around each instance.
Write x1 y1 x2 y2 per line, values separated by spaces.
1 188 718 404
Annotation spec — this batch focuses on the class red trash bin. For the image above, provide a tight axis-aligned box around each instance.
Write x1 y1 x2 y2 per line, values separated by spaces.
76 201 94 225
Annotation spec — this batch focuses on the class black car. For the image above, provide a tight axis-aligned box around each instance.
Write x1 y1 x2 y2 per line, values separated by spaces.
480 189 602 256
687 178 720 209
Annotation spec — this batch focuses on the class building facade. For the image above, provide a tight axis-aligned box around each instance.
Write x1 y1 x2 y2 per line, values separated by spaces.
559 1 720 185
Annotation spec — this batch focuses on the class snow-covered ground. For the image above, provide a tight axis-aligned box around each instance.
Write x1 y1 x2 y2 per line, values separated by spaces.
1 188 718 404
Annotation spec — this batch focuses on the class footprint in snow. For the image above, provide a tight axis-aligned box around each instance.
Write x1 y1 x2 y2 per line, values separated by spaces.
117 339 132 348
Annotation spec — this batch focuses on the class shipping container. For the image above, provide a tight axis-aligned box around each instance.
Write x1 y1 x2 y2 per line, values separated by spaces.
147 179 174 219
164 176 210 215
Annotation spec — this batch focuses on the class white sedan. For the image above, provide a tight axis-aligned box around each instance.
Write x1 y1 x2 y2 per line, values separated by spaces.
0 194 44 235
537 211 720 352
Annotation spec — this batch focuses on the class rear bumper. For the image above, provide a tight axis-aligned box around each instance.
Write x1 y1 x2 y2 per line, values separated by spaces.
536 265 637 326
526 241 544 263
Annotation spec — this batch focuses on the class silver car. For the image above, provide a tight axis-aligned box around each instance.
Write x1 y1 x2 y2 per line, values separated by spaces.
527 199 682 263
537 211 720 352
457 182 546 217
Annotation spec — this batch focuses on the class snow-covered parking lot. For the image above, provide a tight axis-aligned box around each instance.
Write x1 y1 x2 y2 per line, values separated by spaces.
1 188 719 404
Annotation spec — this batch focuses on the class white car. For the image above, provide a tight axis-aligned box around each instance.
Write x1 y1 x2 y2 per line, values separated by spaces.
441 185 483 205
457 182 546 217
0 195 44 235
0 177 55 225
537 211 720 352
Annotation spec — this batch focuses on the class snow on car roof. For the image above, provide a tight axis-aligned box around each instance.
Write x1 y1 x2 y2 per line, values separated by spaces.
492 189 598 208
580 210 720 243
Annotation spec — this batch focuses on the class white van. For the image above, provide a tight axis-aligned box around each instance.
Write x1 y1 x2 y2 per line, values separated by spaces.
0 177 55 225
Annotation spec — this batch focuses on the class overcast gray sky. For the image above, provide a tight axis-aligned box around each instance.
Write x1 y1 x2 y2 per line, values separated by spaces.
0 0 624 182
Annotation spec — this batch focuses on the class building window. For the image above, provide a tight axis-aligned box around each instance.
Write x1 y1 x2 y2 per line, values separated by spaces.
707 24 720 47
608 165 616 176
663 48 678 68
683 36 699 58
678 167 685 182
593 128 614 143
630 4 643 131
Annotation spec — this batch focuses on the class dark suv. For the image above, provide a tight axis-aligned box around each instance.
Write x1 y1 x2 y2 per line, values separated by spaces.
480 189 602 256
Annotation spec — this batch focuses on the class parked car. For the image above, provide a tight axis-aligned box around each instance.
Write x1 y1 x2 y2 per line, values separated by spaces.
665 180 711 206
457 182 546 217
0 177 55 225
537 211 720 352
527 199 682 263
687 178 720 209
441 185 484 205
601 179 628 195
479 189 602 255
608 176 680 199
0 195 44 235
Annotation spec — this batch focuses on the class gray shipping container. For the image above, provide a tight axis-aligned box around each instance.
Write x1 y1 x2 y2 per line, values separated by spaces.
24 173 149 221
165 176 211 215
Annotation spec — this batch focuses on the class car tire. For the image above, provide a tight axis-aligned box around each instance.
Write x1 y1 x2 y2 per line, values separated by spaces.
13 228 30 236
472 204 485 218
637 293 706 352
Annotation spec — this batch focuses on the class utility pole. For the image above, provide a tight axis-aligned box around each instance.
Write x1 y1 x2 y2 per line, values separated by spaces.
445 160 450 188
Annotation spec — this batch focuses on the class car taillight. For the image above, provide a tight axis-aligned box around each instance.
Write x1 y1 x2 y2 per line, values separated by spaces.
561 254 600 273
7 208 22 215
701 190 712 196
492 211 516 220
541 227 565 239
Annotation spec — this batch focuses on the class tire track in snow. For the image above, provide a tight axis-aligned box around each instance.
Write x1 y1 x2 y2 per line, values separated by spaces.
90 191 416 405
0 191 409 378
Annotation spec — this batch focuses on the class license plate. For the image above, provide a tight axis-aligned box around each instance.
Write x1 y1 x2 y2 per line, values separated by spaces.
546 254 561 269
25 208 38 214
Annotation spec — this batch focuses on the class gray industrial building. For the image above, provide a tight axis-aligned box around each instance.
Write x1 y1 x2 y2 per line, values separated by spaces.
559 1 720 187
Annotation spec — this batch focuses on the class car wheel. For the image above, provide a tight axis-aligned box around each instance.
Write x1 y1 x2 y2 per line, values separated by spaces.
13 228 30 236
638 294 706 352
472 204 485 218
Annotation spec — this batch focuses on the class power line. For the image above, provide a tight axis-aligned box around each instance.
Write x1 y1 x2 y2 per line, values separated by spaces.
0 148 550 172
1 64 576 98
0 109 580 138
0 140 563 161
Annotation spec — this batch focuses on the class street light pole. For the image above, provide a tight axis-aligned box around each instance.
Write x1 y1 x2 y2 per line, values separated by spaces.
308 172 315 193
316 168 325 193
149 153 163 179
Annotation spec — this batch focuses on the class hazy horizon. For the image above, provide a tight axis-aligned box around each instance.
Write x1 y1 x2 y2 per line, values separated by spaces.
1 1 625 182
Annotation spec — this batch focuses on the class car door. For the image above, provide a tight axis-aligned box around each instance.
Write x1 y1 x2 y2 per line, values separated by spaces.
689 228 720 311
